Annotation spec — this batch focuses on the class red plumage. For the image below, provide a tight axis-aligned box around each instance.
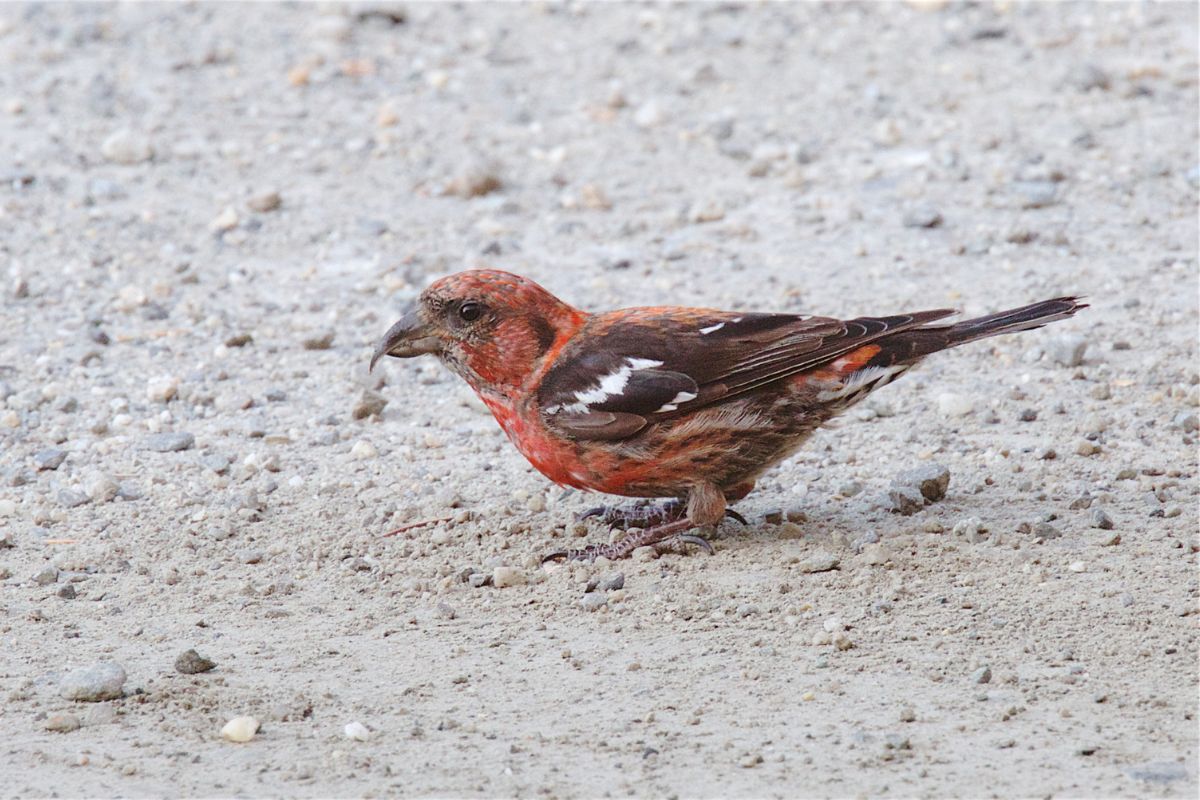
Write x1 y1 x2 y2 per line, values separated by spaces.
372 270 1085 561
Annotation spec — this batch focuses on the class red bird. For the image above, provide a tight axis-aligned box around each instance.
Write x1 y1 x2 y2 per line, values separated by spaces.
371 270 1084 562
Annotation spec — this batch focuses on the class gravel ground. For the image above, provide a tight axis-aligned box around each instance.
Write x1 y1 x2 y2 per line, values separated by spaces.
2 2 1198 797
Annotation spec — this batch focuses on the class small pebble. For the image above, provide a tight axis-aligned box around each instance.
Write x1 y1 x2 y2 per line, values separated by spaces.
598 571 625 591
446 161 502 198
247 191 282 213
221 716 259 743
350 440 378 460
1089 509 1114 530
1013 180 1058 209
84 472 120 503
344 721 370 742
352 390 387 420
60 662 127 702
33 566 60 585
1173 411 1199 432
953 517 988 544
937 392 974 417
1069 561 1087 573
144 432 195 452
894 463 951 503
902 206 943 228
34 449 68 471
100 129 154 165
45 713 81 733
1033 522 1063 540
209 206 239 232
971 665 992 684
302 331 335 350
1047 335 1088 367
798 551 839 573
580 593 607 612
492 566 526 588
175 649 217 675
146 375 179 403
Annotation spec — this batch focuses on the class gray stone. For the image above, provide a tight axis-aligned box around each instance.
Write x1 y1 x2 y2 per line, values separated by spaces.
60 661 127 701
34 448 67 471
971 665 992 684
58 489 89 509
1126 761 1188 784
144 432 195 452
1013 180 1058 209
902 206 943 228
887 484 924 515
1033 522 1063 540
1068 63 1111 92
1090 508 1114 530
798 551 840 573
84 472 120 503
580 593 607 612
599 571 625 592
33 565 59 585
1172 411 1198 432
1046 335 1088 367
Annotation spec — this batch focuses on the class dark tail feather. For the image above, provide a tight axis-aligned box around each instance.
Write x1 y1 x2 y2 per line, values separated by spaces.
941 296 1087 346
869 296 1087 365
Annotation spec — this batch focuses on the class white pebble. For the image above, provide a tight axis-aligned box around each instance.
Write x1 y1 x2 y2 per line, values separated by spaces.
210 207 239 232
344 722 370 742
492 566 526 588
146 375 179 403
822 616 845 633
220 716 259 743
0 499 15 517
84 472 120 503
633 99 665 128
937 392 975 417
1068 561 1087 573
350 440 378 460
101 129 153 165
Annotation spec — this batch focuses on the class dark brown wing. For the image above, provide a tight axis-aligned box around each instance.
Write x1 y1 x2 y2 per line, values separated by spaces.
537 306 956 440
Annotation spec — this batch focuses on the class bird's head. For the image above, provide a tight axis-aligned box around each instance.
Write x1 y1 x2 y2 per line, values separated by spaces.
371 269 587 396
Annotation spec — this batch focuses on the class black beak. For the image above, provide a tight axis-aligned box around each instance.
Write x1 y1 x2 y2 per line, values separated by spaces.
369 306 441 372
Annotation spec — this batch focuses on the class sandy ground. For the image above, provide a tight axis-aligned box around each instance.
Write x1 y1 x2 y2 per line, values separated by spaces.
2 2 1198 797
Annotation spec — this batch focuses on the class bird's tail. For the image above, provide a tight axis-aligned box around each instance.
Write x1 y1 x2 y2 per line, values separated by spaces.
867 296 1087 366
939 296 1087 347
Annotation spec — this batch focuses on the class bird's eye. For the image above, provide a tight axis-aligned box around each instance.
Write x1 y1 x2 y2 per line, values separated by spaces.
458 301 482 322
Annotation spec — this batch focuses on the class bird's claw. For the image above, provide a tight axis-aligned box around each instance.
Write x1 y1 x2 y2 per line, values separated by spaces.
577 501 746 529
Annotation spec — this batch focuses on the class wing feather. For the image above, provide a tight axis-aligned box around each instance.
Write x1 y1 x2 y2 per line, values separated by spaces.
538 307 956 441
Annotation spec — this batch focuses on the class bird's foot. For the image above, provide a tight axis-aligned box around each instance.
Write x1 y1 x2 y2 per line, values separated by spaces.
579 500 746 529
543 519 712 564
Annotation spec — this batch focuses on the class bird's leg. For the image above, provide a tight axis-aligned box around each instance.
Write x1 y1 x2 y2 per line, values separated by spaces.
545 483 730 563
579 499 747 529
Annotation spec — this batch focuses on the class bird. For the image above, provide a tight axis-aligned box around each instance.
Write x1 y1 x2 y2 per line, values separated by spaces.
371 269 1084 562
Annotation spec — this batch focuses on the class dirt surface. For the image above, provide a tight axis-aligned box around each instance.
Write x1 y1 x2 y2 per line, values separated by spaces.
2 2 1198 797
